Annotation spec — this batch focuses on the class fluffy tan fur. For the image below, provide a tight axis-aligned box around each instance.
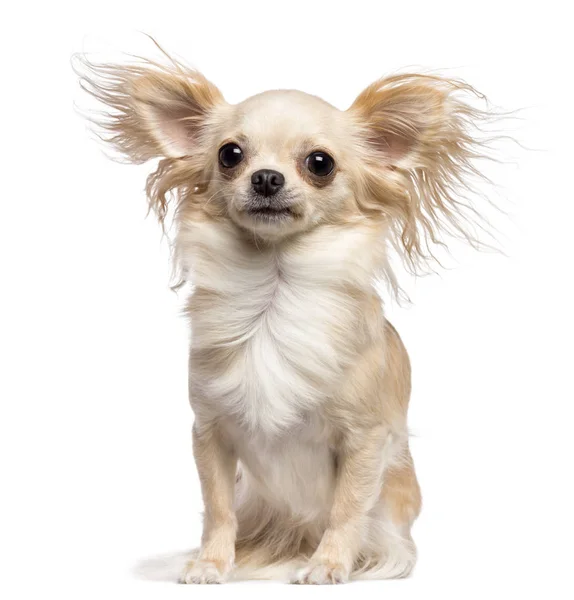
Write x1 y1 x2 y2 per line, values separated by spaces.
75 46 495 584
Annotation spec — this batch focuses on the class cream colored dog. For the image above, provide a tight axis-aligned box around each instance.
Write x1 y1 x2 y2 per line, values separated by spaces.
77 48 493 584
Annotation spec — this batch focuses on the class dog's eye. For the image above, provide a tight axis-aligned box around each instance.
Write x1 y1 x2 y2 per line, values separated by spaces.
306 151 335 177
219 143 244 168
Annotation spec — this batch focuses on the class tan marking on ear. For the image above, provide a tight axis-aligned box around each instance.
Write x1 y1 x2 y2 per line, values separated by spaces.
349 75 446 162
348 73 503 278
76 52 224 161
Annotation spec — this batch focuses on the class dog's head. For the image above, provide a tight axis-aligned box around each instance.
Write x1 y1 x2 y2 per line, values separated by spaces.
77 52 491 272
202 89 359 240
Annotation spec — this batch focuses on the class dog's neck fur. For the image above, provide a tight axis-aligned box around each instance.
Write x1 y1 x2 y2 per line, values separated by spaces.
179 216 387 435
178 217 385 288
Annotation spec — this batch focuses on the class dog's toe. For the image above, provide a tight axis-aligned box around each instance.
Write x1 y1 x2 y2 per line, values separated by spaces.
179 559 228 584
291 562 348 585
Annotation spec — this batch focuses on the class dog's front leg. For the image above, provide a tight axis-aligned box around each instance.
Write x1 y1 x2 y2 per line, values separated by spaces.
292 426 390 584
179 421 237 584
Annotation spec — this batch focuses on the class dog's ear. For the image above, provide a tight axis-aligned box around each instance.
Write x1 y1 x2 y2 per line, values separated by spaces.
77 57 224 162
349 74 471 167
348 74 494 274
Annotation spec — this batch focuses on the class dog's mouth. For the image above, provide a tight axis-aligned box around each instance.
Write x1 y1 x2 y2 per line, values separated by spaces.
233 192 303 231
246 205 295 220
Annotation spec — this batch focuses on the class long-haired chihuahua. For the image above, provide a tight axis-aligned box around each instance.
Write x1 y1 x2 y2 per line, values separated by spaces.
76 45 497 584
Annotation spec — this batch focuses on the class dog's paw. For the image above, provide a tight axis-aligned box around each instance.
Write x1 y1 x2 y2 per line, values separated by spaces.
291 562 349 585
178 559 230 584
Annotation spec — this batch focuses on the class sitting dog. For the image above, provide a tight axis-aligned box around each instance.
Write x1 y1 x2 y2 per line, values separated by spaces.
77 47 495 584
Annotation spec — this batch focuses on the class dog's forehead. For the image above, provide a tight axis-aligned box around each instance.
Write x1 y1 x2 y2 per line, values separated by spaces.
231 90 346 145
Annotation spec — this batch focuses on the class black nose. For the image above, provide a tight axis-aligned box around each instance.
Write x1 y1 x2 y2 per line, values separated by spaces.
251 169 285 197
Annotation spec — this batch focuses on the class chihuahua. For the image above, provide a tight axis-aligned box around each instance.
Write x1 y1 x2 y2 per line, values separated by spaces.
77 47 494 584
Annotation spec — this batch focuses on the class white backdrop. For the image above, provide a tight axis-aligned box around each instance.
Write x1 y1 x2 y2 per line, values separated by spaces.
1 1 573 599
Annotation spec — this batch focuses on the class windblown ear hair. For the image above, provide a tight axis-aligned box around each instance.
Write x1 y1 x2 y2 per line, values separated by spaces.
74 51 224 222
349 74 499 276
75 54 223 161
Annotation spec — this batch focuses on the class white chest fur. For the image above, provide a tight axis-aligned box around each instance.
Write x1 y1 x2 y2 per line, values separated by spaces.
232 413 336 519
179 220 382 435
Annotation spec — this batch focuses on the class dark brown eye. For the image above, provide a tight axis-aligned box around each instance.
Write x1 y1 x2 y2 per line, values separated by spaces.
219 143 244 168
306 151 335 176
